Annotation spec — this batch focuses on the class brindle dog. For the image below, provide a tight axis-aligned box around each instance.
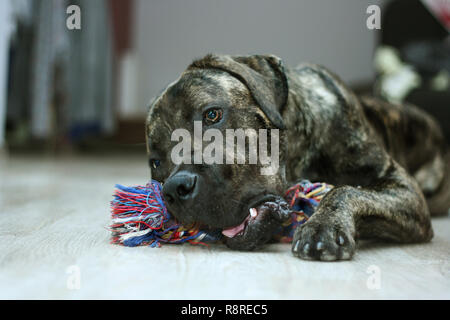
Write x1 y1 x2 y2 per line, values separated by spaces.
146 54 449 261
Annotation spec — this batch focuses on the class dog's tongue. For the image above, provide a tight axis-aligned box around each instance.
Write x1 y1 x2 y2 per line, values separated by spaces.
222 208 258 238
222 221 247 238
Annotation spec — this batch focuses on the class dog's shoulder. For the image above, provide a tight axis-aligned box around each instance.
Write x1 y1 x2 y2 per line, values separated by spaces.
287 63 360 114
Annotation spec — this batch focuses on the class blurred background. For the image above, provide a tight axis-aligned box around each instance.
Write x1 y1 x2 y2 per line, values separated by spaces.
0 0 449 157
0 0 449 300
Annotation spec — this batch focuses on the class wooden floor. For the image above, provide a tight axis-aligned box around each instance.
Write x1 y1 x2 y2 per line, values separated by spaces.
0 154 449 299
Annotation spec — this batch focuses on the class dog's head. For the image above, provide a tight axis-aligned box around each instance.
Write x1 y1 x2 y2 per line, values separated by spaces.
146 54 291 249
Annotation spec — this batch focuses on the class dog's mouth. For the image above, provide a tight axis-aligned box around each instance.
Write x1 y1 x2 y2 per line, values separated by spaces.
221 195 276 238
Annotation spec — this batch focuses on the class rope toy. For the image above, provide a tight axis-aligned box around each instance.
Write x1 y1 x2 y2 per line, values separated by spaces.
110 180 333 247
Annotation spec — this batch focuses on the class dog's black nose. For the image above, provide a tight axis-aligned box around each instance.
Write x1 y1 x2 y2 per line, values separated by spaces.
163 171 198 204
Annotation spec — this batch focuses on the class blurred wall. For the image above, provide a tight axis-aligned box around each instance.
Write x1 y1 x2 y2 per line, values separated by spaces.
132 0 387 114
0 0 13 149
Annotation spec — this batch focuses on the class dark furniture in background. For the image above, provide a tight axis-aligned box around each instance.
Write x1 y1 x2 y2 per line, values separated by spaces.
380 0 450 143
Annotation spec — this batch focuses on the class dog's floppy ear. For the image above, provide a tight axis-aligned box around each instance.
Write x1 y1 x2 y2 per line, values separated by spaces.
188 54 288 129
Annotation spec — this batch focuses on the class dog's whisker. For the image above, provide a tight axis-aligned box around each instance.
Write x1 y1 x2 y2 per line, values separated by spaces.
229 199 246 206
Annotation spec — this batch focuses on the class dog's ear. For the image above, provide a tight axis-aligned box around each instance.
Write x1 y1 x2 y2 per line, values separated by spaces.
188 54 288 129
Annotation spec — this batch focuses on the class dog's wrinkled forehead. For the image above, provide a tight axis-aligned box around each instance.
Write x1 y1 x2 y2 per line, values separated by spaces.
169 69 249 106
146 69 252 137
157 69 248 112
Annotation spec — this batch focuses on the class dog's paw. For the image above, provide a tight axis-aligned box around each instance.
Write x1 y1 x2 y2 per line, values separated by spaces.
291 216 355 261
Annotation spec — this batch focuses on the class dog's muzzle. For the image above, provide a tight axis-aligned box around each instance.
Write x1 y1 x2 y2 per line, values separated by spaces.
162 171 199 221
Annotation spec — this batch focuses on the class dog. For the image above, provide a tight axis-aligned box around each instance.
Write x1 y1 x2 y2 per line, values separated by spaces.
145 54 449 260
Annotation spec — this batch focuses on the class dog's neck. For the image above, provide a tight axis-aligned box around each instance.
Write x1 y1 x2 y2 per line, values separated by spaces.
281 70 344 184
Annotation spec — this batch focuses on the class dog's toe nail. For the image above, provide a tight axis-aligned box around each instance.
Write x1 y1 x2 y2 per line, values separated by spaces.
337 235 345 246
303 243 310 255
293 240 300 253
316 241 324 251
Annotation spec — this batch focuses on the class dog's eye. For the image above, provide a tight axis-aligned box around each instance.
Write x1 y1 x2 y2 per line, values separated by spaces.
203 108 223 125
149 159 161 169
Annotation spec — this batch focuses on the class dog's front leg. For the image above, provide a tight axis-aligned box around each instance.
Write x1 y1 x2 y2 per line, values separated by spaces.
292 160 434 261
